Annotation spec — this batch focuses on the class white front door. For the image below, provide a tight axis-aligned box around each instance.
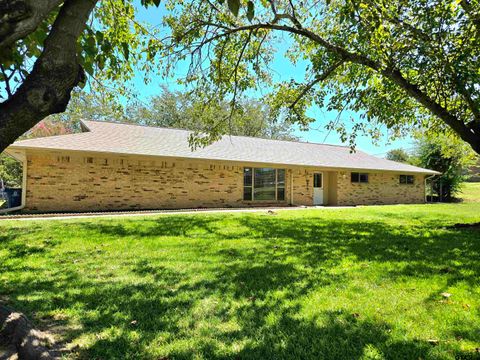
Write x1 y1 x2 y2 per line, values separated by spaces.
313 172 324 205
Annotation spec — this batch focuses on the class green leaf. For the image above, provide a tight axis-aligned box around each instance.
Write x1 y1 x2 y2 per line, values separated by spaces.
97 55 105 70
83 60 94 76
85 36 97 56
95 31 104 43
122 42 130 60
227 0 240 17
101 40 112 53
246 1 254 21
152 0 161 6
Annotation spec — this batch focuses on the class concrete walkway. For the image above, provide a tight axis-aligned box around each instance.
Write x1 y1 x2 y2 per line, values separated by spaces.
0 206 351 221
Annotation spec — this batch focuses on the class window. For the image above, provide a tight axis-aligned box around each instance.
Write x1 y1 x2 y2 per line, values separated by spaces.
243 167 285 201
254 168 276 200
277 169 285 201
351 172 369 183
243 168 253 200
399 175 414 184
314 173 322 188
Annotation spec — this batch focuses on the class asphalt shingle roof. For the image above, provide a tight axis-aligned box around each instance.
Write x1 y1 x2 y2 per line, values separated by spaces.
9 120 438 174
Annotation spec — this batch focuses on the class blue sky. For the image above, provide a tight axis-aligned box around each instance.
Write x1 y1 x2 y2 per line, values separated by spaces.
130 2 413 156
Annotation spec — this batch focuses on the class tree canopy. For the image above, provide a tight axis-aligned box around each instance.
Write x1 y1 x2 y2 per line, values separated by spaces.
159 0 480 153
0 0 156 151
412 133 477 200
1 0 479 154
385 149 411 163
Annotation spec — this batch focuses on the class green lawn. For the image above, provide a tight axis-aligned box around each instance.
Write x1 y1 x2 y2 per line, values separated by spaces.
1 204 480 359
460 182 480 202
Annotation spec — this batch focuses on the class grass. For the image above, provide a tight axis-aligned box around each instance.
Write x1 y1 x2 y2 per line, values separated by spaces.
1 204 480 359
460 182 480 202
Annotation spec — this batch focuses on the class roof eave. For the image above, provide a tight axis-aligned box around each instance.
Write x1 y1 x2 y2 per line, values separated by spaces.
6 144 441 175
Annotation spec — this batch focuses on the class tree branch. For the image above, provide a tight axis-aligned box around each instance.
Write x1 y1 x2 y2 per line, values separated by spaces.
227 30 253 132
0 0 64 50
287 0 302 29
383 67 479 153
0 0 97 152
289 59 344 110
0 64 13 98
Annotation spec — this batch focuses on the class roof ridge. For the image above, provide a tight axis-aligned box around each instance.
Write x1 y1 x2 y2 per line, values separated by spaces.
83 120 351 149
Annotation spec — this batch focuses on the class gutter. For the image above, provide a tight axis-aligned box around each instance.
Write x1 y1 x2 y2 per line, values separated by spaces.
0 150 27 214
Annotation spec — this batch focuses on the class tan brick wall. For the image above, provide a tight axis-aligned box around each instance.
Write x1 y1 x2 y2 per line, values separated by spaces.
291 168 314 205
24 151 318 212
23 151 426 212
335 171 425 205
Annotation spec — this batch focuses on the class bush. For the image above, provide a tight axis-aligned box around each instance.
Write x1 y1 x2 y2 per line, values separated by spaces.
413 135 476 201
0 155 22 188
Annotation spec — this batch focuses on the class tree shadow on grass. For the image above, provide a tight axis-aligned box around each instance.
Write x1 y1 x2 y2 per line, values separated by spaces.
233 309 425 360
1 213 480 359
0 224 47 245
1 263 191 356
79 214 480 283
79 216 221 238
234 216 480 287
0 224 60 261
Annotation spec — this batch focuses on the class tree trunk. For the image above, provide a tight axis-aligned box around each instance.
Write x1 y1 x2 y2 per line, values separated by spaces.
0 0 97 153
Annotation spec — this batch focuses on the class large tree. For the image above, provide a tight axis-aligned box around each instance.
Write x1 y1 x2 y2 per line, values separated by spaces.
158 0 480 153
1 0 479 154
44 84 299 142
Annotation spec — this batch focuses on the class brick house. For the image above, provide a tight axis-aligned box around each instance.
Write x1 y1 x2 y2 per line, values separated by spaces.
4 120 438 213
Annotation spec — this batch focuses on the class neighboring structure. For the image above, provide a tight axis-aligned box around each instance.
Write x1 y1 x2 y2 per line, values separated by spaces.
4 120 439 213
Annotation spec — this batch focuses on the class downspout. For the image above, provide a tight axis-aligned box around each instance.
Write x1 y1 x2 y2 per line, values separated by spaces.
290 169 294 206
424 174 436 203
0 150 27 214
